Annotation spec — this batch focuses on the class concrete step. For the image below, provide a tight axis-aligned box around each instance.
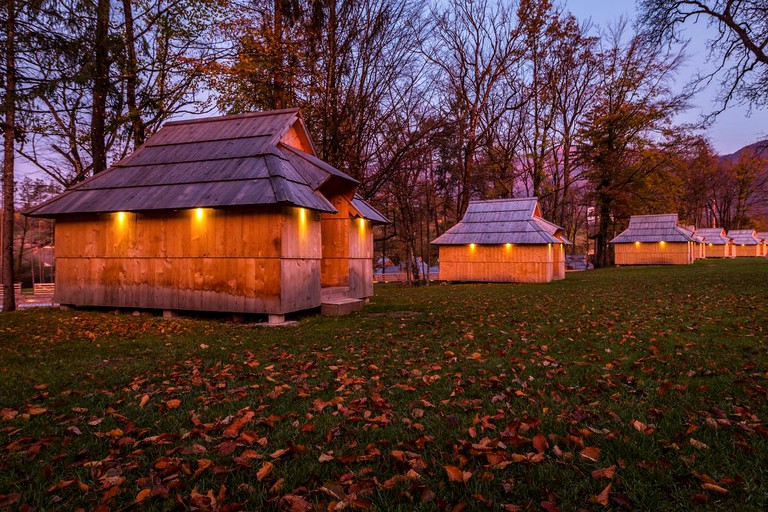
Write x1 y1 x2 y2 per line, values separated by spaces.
321 286 350 301
321 297 364 317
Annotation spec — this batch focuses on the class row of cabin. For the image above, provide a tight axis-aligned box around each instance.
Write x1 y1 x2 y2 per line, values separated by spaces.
611 214 768 265
23 109 762 320
25 109 575 323
26 109 388 323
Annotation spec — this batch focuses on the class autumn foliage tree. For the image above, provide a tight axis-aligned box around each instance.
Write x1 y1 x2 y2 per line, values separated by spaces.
578 24 689 268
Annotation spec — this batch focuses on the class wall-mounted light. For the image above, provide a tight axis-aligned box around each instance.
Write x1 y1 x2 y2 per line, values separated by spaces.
469 243 476 249
117 211 126 223
195 208 204 220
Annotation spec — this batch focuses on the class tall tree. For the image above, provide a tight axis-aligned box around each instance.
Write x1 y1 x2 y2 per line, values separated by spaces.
424 0 527 218
19 0 224 187
2 0 17 311
90 0 110 174
639 0 768 112
578 23 689 268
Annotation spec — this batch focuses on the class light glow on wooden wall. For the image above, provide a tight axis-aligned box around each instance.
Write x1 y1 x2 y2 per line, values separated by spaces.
195 208 204 220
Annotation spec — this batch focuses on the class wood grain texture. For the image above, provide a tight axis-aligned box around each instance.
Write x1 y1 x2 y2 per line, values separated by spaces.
53 206 323 314
438 244 563 283
733 244 761 257
614 242 692 265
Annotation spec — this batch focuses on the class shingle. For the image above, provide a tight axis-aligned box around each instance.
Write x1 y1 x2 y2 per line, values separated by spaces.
26 110 358 217
431 198 568 245
610 214 695 243
696 228 731 245
727 230 761 245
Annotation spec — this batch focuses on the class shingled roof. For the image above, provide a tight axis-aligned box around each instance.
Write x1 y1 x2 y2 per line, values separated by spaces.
431 198 570 245
728 230 761 245
610 214 695 244
25 109 387 219
696 228 732 245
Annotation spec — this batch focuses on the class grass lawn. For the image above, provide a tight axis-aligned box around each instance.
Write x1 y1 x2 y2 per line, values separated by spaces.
1 259 767 511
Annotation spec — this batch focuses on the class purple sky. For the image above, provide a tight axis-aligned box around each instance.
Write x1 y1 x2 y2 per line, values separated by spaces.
564 0 768 154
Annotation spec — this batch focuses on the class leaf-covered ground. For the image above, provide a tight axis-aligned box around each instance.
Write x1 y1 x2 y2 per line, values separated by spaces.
1 259 767 511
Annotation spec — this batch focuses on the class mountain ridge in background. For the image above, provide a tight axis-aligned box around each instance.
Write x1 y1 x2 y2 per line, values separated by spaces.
718 139 768 164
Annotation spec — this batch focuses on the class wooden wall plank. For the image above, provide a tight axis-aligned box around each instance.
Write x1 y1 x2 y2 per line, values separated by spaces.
438 244 559 283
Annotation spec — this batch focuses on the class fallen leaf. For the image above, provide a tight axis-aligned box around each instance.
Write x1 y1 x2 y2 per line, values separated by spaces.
135 488 151 503
690 438 709 449
701 483 728 495
0 493 21 507
580 446 601 462
139 395 149 408
533 433 549 454
445 465 472 483
165 399 181 409
27 406 48 416
591 465 616 479
279 494 312 512
257 461 274 481
590 483 612 506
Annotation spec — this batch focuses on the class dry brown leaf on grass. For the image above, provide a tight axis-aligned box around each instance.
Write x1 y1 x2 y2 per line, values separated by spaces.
590 483 612 506
591 465 616 479
532 433 549 454
701 483 728 495
134 488 151 503
279 494 313 512
580 446 601 462
256 461 274 481
445 465 472 483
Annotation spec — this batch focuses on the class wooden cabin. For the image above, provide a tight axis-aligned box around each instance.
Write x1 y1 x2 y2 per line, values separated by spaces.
610 214 696 265
431 198 571 284
758 232 768 257
25 109 388 322
727 230 762 257
696 228 735 258
683 226 706 259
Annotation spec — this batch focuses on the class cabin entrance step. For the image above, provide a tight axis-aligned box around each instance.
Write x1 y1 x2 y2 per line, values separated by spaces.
321 297 364 317
321 286 350 301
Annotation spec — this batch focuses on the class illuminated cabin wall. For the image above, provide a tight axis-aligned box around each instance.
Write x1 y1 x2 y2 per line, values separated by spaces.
733 244 761 257
437 244 564 284
705 243 733 258
349 217 374 299
319 193 375 298
614 242 692 265
320 194 351 288
53 206 322 314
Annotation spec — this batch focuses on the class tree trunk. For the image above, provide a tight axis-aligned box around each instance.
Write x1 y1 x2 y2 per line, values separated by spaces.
91 0 111 174
122 0 144 147
594 189 612 268
2 0 17 312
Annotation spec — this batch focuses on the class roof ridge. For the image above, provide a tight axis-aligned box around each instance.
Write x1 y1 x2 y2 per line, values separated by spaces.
468 197 538 204
143 134 271 149
163 109 300 127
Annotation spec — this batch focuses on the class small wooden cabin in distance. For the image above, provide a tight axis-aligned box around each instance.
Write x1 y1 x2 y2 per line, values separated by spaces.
431 198 571 284
25 109 388 322
758 232 768 257
696 228 735 258
610 214 696 265
727 230 763 257
682 226 706 260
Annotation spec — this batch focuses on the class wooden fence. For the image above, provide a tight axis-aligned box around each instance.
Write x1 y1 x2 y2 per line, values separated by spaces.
373 272 439 283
